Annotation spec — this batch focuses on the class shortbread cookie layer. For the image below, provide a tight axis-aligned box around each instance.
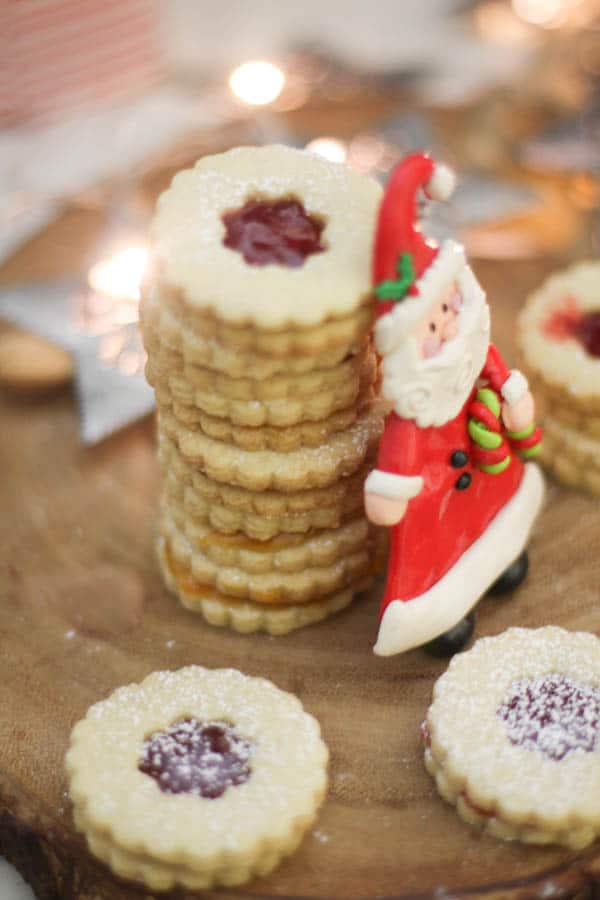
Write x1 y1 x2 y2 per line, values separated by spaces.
540 413 600 496
162 479 365 540
161 504 371 572
141 296 355 381
158 402 384 492
518 261 600 413
158 390 373 452
424 626 600 850
158 538 372 634
160 513 372 603
149 145 381 329
66 666 328 890
146 342 378 428
159 434 372 516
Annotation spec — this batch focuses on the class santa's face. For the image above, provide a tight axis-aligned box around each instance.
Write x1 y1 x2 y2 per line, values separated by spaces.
378 262 491 428
412 282 462 359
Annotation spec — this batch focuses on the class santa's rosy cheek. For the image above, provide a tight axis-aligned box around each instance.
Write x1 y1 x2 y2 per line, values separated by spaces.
450 291 462 312
423 336 442 358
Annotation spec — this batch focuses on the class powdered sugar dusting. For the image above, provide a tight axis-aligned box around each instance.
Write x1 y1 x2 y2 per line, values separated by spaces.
497 674 600 761
139 718 253 799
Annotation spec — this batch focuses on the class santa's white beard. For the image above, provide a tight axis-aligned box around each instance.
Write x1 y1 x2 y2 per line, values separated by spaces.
380 268 491 428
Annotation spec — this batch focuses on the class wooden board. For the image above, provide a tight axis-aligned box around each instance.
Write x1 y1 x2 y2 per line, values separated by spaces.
2 222 600 900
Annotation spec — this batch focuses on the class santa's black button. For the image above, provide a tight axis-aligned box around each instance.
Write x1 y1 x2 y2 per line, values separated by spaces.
455 473 472 491
450 450 468 468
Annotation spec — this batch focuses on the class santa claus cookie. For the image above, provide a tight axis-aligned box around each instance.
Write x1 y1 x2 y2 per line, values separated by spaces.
66 666 328 891
364 153 544 657
423 627 600 850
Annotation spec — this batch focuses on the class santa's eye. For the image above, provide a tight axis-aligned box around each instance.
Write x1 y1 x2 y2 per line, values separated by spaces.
442 303 449 313
429 322 436 333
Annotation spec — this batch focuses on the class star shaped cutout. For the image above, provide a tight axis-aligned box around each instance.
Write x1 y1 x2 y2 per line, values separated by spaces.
0 278 154 444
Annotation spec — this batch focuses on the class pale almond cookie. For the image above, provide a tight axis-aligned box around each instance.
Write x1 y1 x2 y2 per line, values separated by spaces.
518 261 600 414
158 401 384 492
159 390 374 452
66 666 328 891
0 331 73 396
144 331 375 402
423 627 600 850
161 502 371 572
159 433 373 515
158 536 373 634
160 513 372 604
147 347 377 428
540 413 600 497
149 144 381 330
162 477 366 540
141 293 356 382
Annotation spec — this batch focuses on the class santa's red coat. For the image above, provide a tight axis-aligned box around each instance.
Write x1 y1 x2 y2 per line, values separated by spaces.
375 343 526 616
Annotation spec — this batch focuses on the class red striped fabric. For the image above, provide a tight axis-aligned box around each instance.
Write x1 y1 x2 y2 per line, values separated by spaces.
1 0 162 125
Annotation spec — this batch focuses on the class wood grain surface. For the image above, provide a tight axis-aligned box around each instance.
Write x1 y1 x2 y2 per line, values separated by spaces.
1 209 600 900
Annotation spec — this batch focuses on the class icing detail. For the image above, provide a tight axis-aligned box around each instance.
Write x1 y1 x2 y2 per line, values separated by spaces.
373 464 544 655
364 469 423 501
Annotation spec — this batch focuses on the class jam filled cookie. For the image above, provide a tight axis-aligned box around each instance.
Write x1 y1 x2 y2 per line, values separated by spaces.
423 627 600 849
66 666 329 891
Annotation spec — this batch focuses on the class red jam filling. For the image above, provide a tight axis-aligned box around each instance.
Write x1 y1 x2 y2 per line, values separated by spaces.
139 719 253 798
222 198 325 267
542 295 600 358
497 674 600 761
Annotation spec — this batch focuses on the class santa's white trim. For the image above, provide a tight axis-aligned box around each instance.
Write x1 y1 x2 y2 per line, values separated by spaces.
373 463 545 656
427 163 456 201
501 370 529 406
374 240 467 355
365 469 423 501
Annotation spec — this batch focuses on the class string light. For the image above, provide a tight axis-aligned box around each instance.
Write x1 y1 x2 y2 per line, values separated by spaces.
305 137 348 164
88 246 148 303
229 61 286 106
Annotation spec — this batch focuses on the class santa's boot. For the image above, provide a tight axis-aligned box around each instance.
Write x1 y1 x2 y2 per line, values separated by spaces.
488 551 529 597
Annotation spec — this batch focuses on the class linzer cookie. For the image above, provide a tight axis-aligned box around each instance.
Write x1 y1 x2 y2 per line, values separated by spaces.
66 666 329 890
518 262 600 496
423 627 600 850
158 538 375 635
141 145 384 632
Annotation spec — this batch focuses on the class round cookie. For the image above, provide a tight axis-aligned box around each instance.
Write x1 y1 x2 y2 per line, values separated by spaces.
149 144 382 330
141 293 355 382
540 413 600 497
160 511 373 604
158 389 373 452
0 331 73 396
66 666 329 891
161 503 372 572
518 261 600 415
158 402 385 492
423 627 600 850
158 537 374 634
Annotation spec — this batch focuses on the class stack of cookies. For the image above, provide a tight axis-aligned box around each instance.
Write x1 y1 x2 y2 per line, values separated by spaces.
141 145 386 635
518 261 600 497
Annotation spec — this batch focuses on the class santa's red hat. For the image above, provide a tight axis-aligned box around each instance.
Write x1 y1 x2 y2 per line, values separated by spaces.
373 153 466 354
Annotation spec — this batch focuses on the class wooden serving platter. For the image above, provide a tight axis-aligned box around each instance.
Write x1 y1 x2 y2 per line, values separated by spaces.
1 229 600 899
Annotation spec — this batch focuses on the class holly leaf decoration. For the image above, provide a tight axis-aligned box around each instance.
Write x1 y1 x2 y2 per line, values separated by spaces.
375 252 415 302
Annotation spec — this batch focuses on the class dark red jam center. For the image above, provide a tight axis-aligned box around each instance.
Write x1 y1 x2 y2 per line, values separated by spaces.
497 674 600 761
222 198 325 268
138 719 252 798
542 295 600 358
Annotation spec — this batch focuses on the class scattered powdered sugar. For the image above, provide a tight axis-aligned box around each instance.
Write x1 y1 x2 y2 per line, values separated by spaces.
497 673 600 761
312 829 330 843
165 639 175 649
64 629 76 640
138 718 253 799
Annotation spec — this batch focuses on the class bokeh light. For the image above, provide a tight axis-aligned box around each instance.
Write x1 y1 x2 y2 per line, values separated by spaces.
229 61 286 106
305 137 348 164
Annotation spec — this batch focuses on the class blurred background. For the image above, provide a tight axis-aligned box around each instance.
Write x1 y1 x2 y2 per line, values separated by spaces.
1 1 600 894
3 0 600 439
